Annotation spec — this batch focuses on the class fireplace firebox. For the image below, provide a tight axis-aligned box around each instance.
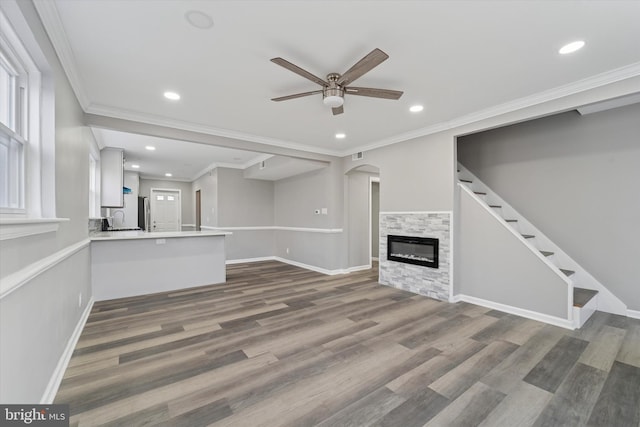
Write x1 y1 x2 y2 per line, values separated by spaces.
387 235 439 268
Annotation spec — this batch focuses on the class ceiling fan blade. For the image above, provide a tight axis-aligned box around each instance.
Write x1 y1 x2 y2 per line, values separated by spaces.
332 105 344 115
336 48 389 86
271 57 328 87
271 90 323 102
345 87 403 100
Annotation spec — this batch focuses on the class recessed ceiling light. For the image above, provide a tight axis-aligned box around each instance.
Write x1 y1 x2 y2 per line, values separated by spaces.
145 146 156 151
335 133 346 139
131 164 140 169
163 91 181 101
165 173 173 177
559 40 585 55
185 10 214 29
410 105 424 113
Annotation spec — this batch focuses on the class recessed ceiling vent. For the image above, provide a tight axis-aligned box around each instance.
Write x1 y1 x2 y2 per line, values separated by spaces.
352 152 364 161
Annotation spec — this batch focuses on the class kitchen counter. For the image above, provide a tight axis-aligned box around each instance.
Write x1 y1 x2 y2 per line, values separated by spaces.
90 229 232 241
91 230 229 301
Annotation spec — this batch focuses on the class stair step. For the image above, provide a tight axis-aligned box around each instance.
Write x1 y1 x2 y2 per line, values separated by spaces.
540 250 554 257
560 268 575 277
474 192 487 196
505 219 518 223
573 287 598 308
460 179 473 183
521 234 535 239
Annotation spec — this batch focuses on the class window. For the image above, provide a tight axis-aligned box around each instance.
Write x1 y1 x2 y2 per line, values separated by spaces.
0 2 59 239
0 4 52 222
0 36 27 214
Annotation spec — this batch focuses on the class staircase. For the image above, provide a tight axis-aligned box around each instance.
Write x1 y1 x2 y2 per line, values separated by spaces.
457 163 624 328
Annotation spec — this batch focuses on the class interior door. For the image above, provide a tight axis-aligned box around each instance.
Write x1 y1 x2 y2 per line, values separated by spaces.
150 189 181 232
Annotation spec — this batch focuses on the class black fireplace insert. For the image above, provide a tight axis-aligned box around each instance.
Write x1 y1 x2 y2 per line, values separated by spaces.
387 235 439 268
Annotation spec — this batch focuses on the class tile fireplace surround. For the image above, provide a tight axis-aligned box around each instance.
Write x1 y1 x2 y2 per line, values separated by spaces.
379 212 451 301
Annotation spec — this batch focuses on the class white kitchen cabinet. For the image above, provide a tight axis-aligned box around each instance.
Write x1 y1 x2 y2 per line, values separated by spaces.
100 147 124 207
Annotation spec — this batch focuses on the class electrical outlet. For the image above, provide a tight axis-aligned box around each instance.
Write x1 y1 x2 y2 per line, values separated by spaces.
156 239 166 245
286 248 290 254
321 208 328 215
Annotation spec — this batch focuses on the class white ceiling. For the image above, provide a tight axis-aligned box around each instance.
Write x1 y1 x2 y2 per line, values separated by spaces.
37 1 640 158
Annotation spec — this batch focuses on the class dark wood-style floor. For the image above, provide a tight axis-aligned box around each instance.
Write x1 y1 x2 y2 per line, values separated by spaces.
56 261 640 426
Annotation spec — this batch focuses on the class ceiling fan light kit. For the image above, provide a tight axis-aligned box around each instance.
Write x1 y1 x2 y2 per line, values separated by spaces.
271 48 403 115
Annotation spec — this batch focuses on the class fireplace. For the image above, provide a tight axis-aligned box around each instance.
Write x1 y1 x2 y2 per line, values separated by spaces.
387 235 439 268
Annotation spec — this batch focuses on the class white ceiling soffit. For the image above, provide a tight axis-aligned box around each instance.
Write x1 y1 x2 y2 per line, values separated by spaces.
35 1 640 157
243 156 328 181
576 91 640 115
90 127 270 181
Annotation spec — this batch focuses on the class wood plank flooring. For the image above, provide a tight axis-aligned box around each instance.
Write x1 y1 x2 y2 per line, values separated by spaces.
55 261 640 427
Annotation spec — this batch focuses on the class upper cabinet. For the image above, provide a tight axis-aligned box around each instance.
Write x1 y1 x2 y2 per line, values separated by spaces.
100 147 124 207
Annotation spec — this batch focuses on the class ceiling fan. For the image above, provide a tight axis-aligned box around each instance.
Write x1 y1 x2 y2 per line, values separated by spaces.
270 48 403 115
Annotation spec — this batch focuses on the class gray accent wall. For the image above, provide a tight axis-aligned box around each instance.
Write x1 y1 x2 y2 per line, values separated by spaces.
346 171 378 268
192 168 218 227
274 162 346 271
371 181 380 258
0 0 93 403
217 168 274 226
458 103 640 311
344 132 456 212
458 189 569 318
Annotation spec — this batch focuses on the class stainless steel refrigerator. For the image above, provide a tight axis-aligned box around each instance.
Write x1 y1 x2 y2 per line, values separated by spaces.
137 196 150 231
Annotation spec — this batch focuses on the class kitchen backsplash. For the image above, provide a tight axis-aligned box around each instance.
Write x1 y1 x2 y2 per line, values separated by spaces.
88 218 102 234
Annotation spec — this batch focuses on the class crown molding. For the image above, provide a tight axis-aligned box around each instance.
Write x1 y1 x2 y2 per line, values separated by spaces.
343 61 640 157
33 0 90 110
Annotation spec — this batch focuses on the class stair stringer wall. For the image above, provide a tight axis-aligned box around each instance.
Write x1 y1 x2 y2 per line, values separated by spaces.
457 186 572 326
458 163 627 316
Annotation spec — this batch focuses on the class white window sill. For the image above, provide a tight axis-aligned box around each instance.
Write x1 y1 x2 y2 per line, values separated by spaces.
0 218 70 241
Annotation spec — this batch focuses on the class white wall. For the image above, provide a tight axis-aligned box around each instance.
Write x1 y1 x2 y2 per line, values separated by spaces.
458 103 640 311
0 0 94 403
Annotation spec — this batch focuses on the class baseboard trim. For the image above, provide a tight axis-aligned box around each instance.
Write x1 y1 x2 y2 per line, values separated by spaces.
346 264 371 273
273 257 342 275
201 226 343 234
1 239 90 299
628 309 640 320
40 296 95 404
226 256 276 265
452 294 575 330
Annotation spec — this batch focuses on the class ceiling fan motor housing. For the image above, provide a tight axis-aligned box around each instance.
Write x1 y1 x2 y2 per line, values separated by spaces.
323 73 344 107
